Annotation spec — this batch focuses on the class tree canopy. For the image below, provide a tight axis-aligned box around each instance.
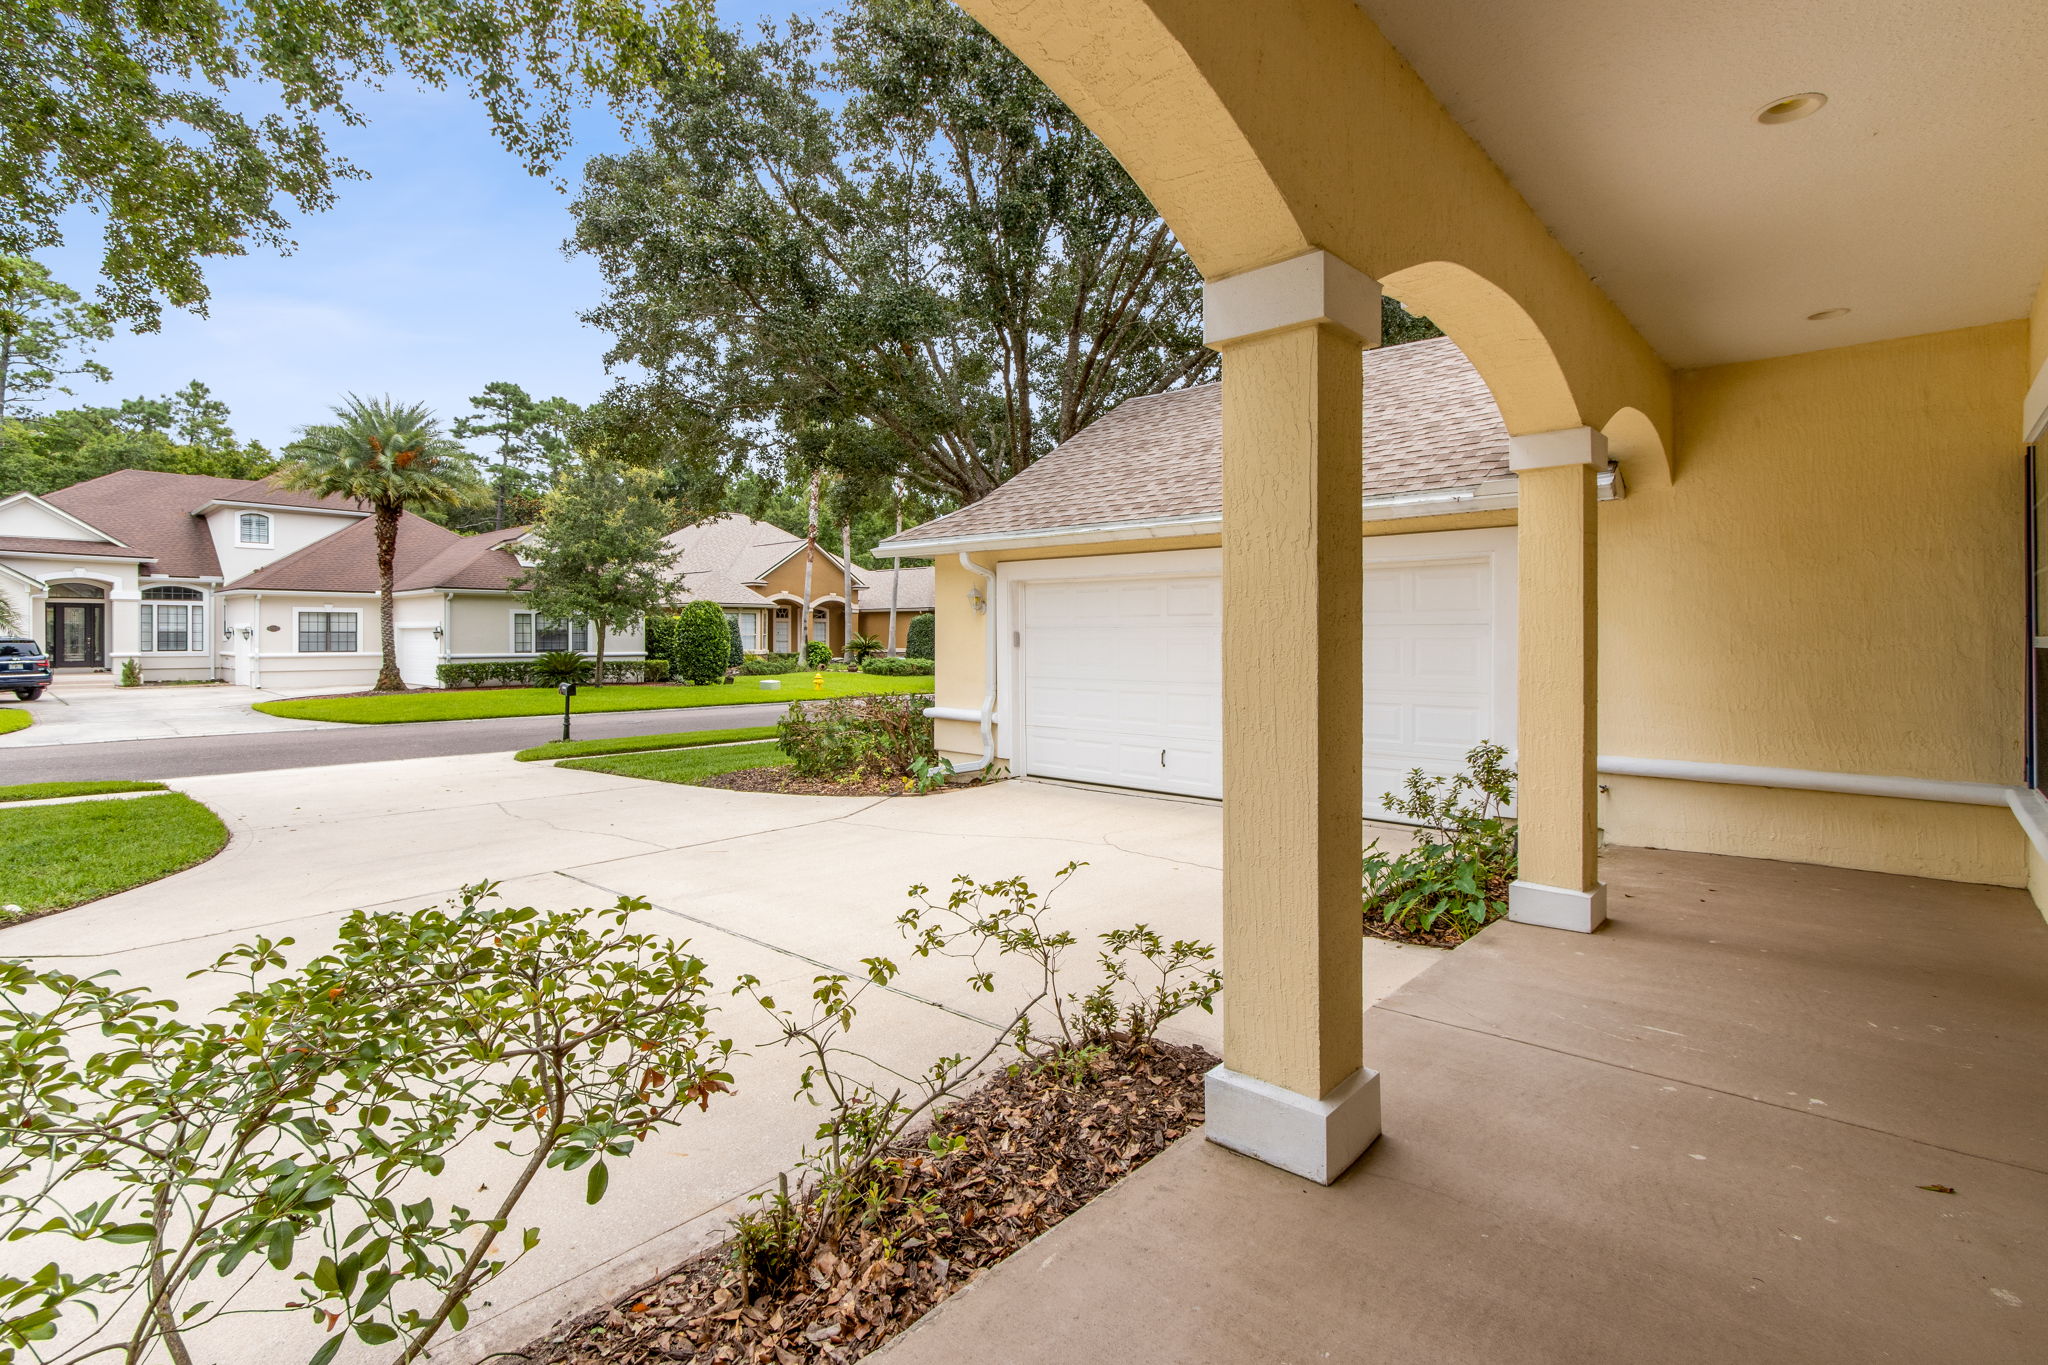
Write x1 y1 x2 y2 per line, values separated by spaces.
518 455 681 679
0 257 112 419
570 0 1216 508
3 0 715 327
450 380 586 531
0 381 273 494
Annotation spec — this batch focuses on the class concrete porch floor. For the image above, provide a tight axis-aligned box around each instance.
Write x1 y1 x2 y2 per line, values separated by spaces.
877 847 2048 1365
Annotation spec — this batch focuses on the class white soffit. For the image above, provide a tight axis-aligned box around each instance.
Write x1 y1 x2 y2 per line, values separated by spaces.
1357 0 2048 367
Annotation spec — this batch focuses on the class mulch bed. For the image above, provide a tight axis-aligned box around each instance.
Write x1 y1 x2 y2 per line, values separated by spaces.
1361 871 1512 948
692 768 968 799
527 1038 1216 1365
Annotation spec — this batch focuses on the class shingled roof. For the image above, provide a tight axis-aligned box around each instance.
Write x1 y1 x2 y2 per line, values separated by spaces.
854 565 934 614
666 513 872 608
37 470 367 578
888 337 1509 547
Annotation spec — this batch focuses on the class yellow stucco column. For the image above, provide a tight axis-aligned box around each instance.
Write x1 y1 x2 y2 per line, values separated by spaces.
1200 250 1383 1185
1509 426 1607 932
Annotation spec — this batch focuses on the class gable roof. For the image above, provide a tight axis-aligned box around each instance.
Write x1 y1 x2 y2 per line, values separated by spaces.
0 535 153 562
225 513 456 592
884 337 1512 550
395 524 529 592
36 470 367 579
665 513 870 608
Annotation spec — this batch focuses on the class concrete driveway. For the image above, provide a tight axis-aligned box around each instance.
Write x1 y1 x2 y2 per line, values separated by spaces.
1 675 341 747
0 756 1442 1364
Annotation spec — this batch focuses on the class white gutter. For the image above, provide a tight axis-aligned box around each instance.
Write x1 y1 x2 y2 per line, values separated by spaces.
937 553 999 776
1596 755 2012 807
876 469 1622 559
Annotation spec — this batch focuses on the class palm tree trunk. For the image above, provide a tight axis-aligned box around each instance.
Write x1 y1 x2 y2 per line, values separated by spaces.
841 516 855 663
889 487 902 656
800 469 821 659
594 618 606 687
374 501 403 691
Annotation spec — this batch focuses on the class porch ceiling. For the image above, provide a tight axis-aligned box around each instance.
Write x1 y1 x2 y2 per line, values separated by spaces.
1359 0 2048 367
876 846 2048 1363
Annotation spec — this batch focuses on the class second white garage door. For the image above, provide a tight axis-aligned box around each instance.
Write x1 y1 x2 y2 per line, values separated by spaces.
1008 532 1515 810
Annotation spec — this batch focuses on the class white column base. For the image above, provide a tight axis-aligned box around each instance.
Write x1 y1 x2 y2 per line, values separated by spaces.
1508 879 1609 933
1204 1064 1381 1185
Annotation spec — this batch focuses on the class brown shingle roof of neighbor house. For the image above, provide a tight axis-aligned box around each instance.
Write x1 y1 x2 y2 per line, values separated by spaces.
225 513 468 593
395 524 530 592
854 565 935 615
889 336 1510 547
665 513 872 608
39 469 366 579
0 535 153 561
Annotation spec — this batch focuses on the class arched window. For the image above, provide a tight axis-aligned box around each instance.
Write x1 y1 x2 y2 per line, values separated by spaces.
139 586 204 653
47 582 105 598
238 511 271 545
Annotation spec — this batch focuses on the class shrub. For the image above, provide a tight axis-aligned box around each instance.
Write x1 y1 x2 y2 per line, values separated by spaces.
0 882 734 1363
533 649 595 686
905 612 935 662
736 653 805 676
434 658 669 688
1360 740 1518 943
778 692 935 781
675 600 732 684
118 657 141 687
860 656 934 677
728 616 745 667
804 638 832 668
643 612 682 676
845 632 884 665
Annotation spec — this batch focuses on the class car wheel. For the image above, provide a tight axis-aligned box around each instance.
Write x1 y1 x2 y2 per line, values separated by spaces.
13 689 42 701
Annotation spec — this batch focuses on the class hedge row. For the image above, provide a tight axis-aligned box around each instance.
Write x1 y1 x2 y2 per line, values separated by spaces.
736 654 807 676
859 656 935 676
435 658 673 689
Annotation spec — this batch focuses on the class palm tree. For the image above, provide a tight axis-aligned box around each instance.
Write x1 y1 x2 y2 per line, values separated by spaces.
279 396 484 692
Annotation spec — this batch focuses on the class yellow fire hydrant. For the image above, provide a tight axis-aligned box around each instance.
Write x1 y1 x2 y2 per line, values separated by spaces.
812 671 825 691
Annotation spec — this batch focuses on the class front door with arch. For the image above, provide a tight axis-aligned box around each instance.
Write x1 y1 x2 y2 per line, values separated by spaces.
44 583 107 668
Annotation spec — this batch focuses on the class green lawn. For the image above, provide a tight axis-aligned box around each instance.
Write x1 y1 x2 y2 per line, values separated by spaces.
515 724 778 763
0 709 31 736
558 740 791 786
254 673 934 725
0 780 168 804
0 793 228 921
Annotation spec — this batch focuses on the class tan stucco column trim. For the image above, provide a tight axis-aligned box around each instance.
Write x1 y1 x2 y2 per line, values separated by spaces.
1202 249 1382 1185
1508 425 1606 932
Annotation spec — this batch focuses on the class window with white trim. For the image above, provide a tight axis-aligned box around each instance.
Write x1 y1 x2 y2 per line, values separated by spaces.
725 610 758 651
238 511 272 545
511 612 588 653
298 611 358 653
139 586 204 653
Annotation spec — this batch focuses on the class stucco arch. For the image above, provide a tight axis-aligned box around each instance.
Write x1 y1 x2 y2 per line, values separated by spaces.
955 0 1674 459
1599 406 1669 483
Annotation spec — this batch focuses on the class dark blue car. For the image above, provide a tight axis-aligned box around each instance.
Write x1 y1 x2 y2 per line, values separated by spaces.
0 636 52 701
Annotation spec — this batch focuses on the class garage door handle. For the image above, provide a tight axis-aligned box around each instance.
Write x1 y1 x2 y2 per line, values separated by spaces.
1160 749 1166 767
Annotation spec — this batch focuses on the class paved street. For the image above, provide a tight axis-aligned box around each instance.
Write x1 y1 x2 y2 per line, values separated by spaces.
0 701 795 780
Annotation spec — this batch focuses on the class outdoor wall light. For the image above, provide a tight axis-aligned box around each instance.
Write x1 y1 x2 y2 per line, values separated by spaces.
1755 92 1826 125
969 582 987 615
431 624 444 639
238 626 255 640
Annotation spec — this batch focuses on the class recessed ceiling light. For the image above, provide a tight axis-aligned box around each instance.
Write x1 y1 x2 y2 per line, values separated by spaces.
1806 308 1850 321
1757 92 1828 125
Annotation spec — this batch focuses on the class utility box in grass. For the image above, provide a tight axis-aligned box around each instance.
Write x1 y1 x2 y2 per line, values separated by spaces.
758 679 781 690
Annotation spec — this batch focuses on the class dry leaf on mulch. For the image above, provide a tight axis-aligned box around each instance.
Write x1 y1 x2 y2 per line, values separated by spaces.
527 1038 1216 1365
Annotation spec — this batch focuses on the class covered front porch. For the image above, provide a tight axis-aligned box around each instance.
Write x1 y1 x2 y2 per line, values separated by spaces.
879 843 2048 1362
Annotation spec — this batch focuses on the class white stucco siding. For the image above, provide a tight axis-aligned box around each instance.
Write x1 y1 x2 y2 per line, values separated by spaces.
207 506 367 584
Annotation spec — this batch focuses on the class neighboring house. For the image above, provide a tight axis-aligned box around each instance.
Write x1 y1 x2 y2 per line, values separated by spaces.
878 337 1605 811
664 513 934 656
0 469 642 689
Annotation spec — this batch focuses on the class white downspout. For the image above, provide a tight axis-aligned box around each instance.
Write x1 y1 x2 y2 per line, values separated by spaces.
953 552 997 774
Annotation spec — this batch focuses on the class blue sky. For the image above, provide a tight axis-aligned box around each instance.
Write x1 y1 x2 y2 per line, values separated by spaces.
40 1 822 455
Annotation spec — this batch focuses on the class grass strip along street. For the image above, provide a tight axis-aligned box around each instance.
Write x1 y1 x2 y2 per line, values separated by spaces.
556 741 791 787
0 780 169 803
254 673 932 725
513 725 778 763
0 710 30 737
0 794 228 922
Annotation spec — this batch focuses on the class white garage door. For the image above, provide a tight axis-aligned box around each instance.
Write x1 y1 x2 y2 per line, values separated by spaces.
1012 535 1513 810
1017 575 1223 797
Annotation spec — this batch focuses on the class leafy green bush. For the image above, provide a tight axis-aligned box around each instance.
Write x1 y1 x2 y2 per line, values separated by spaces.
736 653 805 676
728 616 745 667
434 658 669 688
643 612 682 675
804 638 832 668
860 656 934 677
777 693 934 781
0 882 734 1363
845 632 884 664
905 612 935 662
1361 741 1517 943
118 657 141 687
675 600 732 684
533 650 595 686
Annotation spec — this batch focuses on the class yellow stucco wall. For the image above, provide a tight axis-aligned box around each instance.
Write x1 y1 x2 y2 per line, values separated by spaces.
1600 321 2029 884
